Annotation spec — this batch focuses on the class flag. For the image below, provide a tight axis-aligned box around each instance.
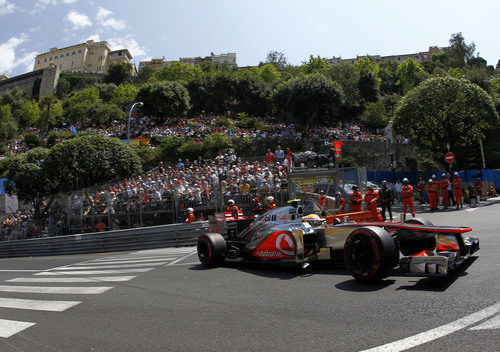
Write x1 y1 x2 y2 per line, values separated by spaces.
332 141 344 160
70 125 77 134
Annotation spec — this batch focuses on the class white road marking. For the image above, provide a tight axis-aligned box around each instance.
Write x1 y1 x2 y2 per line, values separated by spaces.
0 297 80 312
169 262 200 266
0 285 113 294
80 258 174 265
0 319 36 338
89 256 175 263
52 262 167 270
0 270 40 272
35 268 153 275
7 276 136 283
167 251 197 266
466 208 477 212
469 314 500 330
360 301 500 352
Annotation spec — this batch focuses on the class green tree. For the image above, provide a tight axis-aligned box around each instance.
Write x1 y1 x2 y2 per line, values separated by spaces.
38 95 63 131
447 32 476 68
379 61 399 95
0 105 18 141
137 66 155 83
355 57 380 102
361 101 389 129
5 148 51 208
264 51 289 70
43 135 142 192
323 63 362 119
104 62 133 85
274 73 344 126
55 77 71 98
15 99 41 127
95 83 117 102
300 55 331 74
258 63 281 84
393 77 498 154
396 58 429 94
111 83 138 106
88 102 126 124
136 81 191 120
63 87 101 125
149 62 203 83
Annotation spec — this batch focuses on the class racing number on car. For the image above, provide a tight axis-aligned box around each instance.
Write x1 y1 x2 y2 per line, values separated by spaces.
264 215 277 221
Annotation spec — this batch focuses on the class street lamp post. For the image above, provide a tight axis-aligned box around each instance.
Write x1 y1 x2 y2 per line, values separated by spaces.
127 102 143 144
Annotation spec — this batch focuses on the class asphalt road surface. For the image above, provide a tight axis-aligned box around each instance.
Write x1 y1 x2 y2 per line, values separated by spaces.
0 200 498 352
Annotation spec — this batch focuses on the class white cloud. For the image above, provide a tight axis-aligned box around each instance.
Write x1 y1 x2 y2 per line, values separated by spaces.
65 9 92 30
0 0 15 15
0 35 37 75
62 0 77 3
108 35 146 58
96 6 125 30
86 33 100 42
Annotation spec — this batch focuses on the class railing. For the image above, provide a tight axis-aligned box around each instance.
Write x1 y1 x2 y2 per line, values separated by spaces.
0 221 209 258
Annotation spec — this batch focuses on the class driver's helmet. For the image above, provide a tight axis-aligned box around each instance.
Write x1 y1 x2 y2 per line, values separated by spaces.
187 208 194 213
267 196 274 202
301 214 325 227
228 199 235 205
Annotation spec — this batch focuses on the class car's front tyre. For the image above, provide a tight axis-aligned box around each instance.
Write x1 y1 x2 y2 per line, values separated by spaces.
344 227 399 282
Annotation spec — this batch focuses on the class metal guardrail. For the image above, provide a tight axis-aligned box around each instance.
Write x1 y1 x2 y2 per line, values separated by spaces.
0 221 209 258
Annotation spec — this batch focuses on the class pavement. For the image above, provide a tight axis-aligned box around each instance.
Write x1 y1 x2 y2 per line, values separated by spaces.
0 200 498 351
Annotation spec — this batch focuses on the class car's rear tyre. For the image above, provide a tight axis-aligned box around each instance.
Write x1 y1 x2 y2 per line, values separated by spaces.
197 233 227 267
344 227 399 282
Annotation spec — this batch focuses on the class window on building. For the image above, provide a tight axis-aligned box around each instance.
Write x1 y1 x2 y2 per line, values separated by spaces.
71 61 74 67
89 51 94 55
44 58 47 62
78 49 82 53
49 57 52 61
55 55 58 59
37 60 41 64
72 51 76 55
59 64 62 70
66 53 69 57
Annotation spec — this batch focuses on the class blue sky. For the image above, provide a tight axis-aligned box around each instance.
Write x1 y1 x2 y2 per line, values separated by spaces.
1 0 498 76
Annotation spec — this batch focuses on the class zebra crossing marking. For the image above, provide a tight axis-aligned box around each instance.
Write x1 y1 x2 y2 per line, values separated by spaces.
51 262 167 270
35 268 154 275
0 246 196 338
0 297 80 312
7 276 137 283
0 319 36 338
0 285 113 294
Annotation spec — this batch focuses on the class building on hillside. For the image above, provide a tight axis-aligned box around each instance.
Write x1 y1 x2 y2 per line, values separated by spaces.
0 74 10 81
33 40 136 75
0 65 59 99
328 46 447 65
138 58 176 72
139 52 237 72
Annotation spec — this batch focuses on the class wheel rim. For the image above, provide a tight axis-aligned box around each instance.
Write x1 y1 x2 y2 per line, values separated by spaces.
350 238 376 271
197 239 211 264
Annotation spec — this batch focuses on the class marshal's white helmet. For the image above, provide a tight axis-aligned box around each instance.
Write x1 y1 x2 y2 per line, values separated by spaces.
403 178 409 183
267 196 274 202
187 208 194 212
228 199 235 205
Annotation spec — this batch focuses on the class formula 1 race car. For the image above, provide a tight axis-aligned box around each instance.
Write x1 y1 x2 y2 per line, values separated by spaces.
197 202 479 282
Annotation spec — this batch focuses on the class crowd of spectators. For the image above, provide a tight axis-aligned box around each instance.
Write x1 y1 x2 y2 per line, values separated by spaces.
0 207 67 241
2 114 407 158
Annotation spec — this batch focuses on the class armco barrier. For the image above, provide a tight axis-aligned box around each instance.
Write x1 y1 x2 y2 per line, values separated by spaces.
0 221 209 258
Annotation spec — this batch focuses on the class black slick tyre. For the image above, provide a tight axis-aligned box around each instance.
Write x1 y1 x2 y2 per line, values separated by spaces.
344 226 399 282
404 217 433 226
197 233 227 267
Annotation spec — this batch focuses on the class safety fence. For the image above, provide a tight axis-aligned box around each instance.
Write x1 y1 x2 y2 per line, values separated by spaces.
66 188 289 235
0 221 209 258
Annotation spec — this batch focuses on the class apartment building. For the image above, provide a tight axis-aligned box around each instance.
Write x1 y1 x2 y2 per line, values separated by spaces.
33 40 136 75
139 52 237 72
328 46 446 65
